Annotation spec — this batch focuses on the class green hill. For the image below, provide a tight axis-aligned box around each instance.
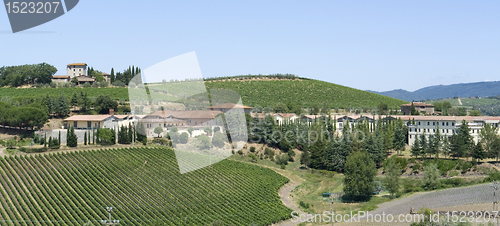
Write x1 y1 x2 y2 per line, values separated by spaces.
205 78 407 109
0 147 291 225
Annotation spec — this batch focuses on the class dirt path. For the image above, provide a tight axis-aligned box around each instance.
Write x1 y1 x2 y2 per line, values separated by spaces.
458 98 463 105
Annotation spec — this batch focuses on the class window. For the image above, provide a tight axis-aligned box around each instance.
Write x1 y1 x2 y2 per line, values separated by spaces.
409 135 412 138
73 69 75 71
79 69 81 71
87 121 91 128
427 122 430 125
418 122 421 125
452 122 454 126
446 129 449 133
74 121 77 128
446 122 449 126
433 129 435 132
433 122 435 125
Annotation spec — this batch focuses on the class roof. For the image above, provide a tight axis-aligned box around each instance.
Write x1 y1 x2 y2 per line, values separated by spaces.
401 102 434 107
64 115 115 122
77 76 95 82
151 110 223 119
52 75 70 79
102 72 110 76
67 63 87 66
275 113 297 118
113 115 130 119
208 103 253 109
391 115 500 122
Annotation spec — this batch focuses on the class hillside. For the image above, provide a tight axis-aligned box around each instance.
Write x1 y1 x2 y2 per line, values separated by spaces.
372 81 500 102
205 79 407 109
0 77 407 109
0 147 291 225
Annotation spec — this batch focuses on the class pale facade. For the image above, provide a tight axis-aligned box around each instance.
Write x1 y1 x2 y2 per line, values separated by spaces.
67 63 87 78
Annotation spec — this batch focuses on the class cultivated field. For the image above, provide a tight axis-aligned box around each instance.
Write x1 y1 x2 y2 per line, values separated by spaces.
0 147 292 225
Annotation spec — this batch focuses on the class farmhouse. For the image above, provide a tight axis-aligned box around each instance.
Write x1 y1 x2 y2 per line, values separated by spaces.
64 115 117 130
51 75 70 83
67 63 87 77
401 102 435 115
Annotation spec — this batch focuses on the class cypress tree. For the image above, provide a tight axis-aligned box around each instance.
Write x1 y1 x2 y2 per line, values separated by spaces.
84 131 87 145
110 68 115 83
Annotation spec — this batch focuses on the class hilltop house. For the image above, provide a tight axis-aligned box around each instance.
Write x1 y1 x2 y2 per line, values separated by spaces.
67 63 87 78
51 63 100 85
401 102 434 115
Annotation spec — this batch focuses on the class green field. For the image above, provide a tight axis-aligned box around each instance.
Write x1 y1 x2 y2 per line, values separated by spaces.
0 77 407 109
0 147 291 225
0 87 130 101
205 79 407 108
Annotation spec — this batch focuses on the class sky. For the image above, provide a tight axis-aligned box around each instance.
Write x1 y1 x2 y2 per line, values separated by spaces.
0 0 499 92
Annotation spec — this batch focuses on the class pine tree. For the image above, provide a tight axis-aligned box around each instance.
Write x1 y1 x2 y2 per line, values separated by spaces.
393 119 406 155
472 143 485 162
383 158 401 197
411 135 420 159
442 136 451 159
419 133 428 159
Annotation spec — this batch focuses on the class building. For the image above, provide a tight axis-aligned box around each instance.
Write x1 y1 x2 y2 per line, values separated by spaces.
102 72 111 82
207 103 253 114
51 75 70 83
392 115 500 145
64 115 117 129
400 102 435 115
75 75 95 85
67 63 87 78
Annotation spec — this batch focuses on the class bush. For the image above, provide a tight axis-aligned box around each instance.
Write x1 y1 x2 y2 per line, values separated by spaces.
237 150 243 155
288 150 295 162
179 132 189 144
249 146 256 152
97 128 115 145
248 153 257 162
153 138 169 146
196 135 212 150
299 201 310 209
211 131 226 148
264 148 275 159
485 172 500 182
19 147 49 153
275 154 289 165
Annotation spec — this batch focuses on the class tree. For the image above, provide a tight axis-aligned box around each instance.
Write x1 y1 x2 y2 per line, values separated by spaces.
110 68 115 84
196 135 212 150
154 126 163 138
279 139 292 152
377 103 388 115
211 131 226 148
343 151 377 201
472 143 485 162
84 131 87 145
97 128 115 145
410 102 419 115
411 135 421 159
170 126 178 133
419 133 428 159
187 127 194 137
66 126 78 147
79 92 91 113
179 132 189 144
423 163 440 190
479 124 499 159
383 158 401 197
442 136 451 159
393 119 406 155
204 126 212 135
71 92 79 108
300 150 311 167
94 95 118 114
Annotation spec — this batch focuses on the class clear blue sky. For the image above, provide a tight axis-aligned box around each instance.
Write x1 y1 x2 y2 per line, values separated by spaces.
1 0 499 92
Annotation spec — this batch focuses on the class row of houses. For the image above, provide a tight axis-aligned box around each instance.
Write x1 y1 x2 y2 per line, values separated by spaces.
63 104 252 137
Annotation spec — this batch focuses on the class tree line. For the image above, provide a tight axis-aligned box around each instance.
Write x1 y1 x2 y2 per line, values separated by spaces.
0 63 57 87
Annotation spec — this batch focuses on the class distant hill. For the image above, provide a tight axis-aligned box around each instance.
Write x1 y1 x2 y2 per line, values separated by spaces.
205 76 407 109
371 81 500 102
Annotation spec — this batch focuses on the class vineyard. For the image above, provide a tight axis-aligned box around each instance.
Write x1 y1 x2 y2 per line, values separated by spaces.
205 79 407 109
0 147 291 225
0 87 129 101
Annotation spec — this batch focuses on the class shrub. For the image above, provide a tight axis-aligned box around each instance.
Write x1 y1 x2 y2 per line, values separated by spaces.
264 148 275 159
248 153 257 162
97 128 115 145
196 135 212 150
288 150 295 162
211 131 226 148
275 154 289 166
237 150 243 155
19 147 49 153
299 201 310 209
423 163 440 191
179 132 189 144
249 146 256 152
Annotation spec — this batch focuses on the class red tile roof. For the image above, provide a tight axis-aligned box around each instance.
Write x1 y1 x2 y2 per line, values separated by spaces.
208 103 253 109
401 102 434 107
67 63 87 66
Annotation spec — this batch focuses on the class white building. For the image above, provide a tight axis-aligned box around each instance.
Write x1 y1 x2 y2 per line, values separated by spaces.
392 116 500 145
67 63 87 78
